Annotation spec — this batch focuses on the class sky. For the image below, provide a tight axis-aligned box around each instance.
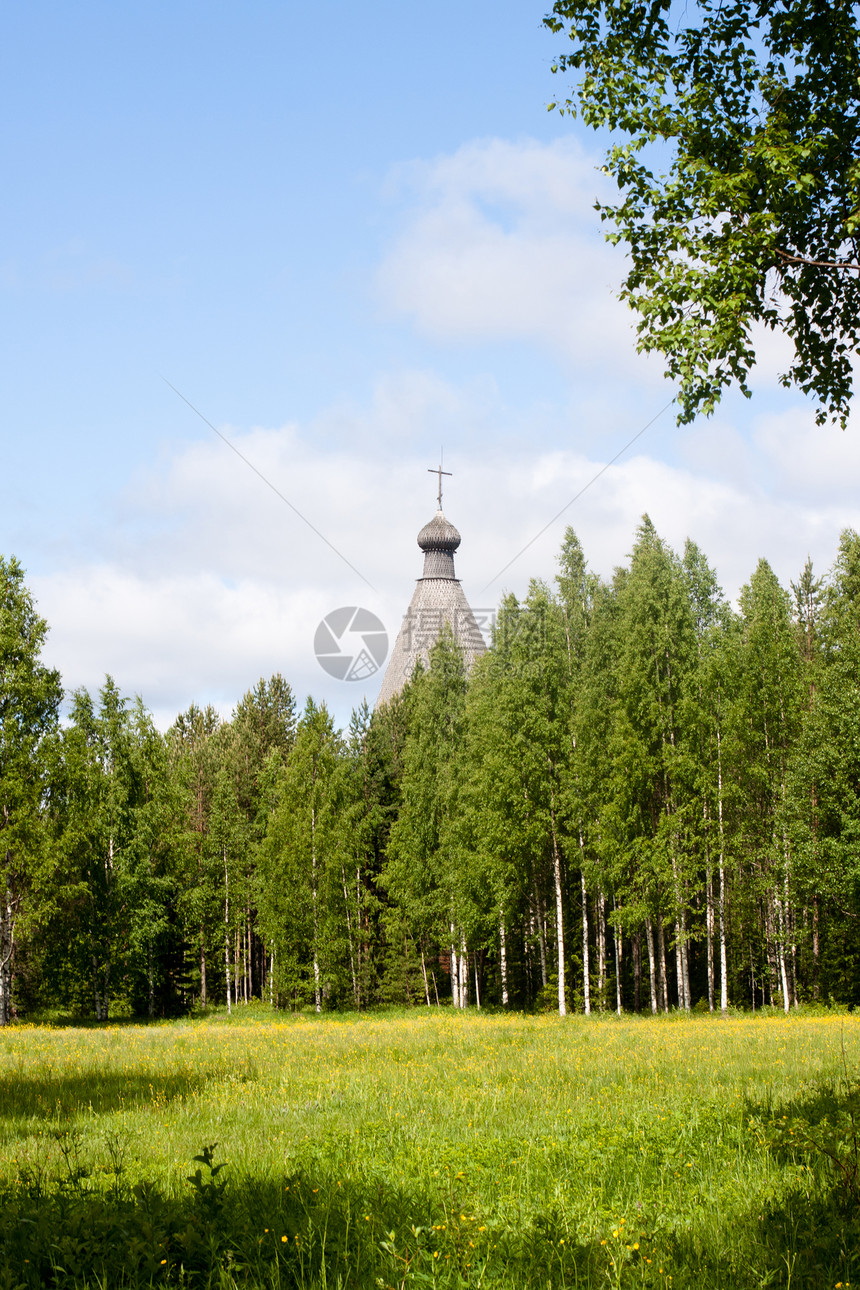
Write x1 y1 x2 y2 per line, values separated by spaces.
4 1 860 730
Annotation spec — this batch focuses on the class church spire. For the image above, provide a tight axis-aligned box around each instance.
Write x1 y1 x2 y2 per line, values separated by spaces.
375 464 486 708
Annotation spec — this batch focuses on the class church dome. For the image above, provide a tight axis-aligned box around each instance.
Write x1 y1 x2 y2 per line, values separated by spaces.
417 510 461 553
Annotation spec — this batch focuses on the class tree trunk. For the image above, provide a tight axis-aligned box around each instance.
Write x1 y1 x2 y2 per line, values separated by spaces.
613 898 623 1015
535 897 548 989
749 941 756 1013
342 866 358 1007
657 919 669 1013
224 846 232 1015
716 726 729 1013
645 918 657 1014
775 891 790 1014
550 794 567 1016
235 926 241 1006
245 910 251 1002
597 890 606 1010
450 925 459 1007
420 946 431 1008
0 860 15 1027
580 870 591 1016
633 930 641 1012
499 917 509 1007
706 872 715 1012
311 806 321 1014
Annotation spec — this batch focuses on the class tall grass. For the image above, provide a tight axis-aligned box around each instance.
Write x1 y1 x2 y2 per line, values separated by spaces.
0 1008 858 1287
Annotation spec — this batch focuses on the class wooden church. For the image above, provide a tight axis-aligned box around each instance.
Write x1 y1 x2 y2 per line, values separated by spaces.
376 466 486 706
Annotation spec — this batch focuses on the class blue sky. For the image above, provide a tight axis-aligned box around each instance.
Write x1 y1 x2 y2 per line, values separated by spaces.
5 1 860 728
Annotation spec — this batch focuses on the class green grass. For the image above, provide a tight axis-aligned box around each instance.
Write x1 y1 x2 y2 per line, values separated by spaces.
1 1007 858 1287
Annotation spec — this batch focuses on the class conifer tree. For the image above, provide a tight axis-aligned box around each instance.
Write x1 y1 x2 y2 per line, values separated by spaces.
731 560 804 1010
788 534 860 1002
385 631 469 1006
0 557 62 1024
169 704 223 1007
599 519 698 1010
257 700 344 1010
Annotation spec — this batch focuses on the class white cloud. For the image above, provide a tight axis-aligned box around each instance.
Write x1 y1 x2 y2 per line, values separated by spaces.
753 404 860 499
31 377 860 732
377 137 663 383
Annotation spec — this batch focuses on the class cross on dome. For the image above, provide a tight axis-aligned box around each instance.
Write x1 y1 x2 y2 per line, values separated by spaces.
427 457 452 510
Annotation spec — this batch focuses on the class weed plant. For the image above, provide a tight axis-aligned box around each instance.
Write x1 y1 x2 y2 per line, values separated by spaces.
0 1008 858 1287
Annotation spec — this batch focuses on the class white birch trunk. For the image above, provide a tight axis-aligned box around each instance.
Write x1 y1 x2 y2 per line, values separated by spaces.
717 727 728 1012
597 890 606 1010
775 892 790 1014
657 920 669 1013
580 868 591 1016
420 948 431 1008
499 918 509 1007
645 918 657 1014
450 925 459 1008
235 926 241 1007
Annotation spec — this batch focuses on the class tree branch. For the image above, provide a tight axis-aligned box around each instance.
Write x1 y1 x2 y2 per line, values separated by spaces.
774 248 860 272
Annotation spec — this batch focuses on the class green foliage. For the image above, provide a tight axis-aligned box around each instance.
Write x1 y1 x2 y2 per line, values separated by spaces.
385 629 469 1001
9 513 860 1023
545 0 860 425
0 556 62 1024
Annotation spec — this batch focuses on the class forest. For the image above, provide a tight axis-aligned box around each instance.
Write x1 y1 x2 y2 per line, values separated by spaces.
2 516 859 1025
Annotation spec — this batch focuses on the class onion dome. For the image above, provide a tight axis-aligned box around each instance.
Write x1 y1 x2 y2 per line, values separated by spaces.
417 509 461 578
418 510 461 552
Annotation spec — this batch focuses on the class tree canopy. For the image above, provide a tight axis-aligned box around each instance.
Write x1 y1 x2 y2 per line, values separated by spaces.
545 0 860 426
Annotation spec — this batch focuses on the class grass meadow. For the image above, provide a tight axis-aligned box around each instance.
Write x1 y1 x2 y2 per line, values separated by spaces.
1 1008 858 1289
